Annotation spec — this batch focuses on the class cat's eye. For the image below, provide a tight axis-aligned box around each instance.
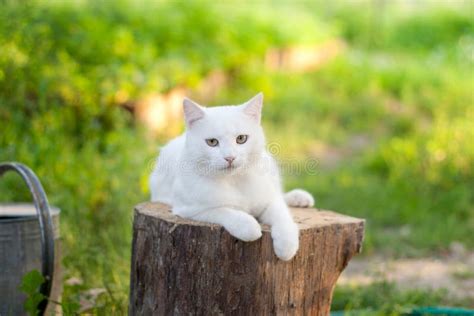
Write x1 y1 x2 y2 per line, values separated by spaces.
236 135 248 144
206 138 219 147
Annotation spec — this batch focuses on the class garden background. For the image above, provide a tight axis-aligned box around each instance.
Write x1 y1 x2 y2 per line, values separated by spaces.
1 0 473 314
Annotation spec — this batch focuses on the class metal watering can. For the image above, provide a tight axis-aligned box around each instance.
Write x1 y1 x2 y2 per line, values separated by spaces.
0 162 61 315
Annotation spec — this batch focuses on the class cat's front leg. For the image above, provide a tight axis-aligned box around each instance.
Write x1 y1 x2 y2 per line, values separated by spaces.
191 208 262 242
260 197 299 261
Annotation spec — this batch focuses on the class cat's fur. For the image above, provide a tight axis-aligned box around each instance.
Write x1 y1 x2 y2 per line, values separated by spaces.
150 93 314 260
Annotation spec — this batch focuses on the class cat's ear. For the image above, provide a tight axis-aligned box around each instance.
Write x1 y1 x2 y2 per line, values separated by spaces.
242 92 263 123
183 97 205 127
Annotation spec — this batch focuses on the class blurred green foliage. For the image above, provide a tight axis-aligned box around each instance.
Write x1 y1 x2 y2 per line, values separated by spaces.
1 0 473 313
20 270 46 316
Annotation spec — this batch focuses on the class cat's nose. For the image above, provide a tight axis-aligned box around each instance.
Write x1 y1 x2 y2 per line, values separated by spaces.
224 156 235 164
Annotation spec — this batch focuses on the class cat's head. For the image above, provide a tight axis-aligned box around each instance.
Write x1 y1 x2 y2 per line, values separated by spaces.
182 93 265 174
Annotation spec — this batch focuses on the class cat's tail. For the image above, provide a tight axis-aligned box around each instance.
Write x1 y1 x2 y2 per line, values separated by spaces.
284 189 315 208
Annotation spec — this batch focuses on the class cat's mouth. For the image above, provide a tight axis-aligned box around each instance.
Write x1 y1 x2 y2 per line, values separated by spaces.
221 164 238 171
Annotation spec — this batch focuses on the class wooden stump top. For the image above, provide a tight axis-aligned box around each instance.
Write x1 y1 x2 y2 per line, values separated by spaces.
135 202 365 237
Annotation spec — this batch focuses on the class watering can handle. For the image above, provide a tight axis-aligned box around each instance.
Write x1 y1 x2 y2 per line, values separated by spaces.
0 162 55 315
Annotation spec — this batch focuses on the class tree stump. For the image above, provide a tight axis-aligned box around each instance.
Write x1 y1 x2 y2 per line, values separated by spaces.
129 202 365 316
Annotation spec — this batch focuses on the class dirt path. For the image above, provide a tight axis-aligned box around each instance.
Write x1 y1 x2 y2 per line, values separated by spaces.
338 250 474 302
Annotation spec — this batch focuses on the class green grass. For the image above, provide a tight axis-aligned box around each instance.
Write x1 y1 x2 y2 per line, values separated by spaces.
1 0 473 313
332 281 473 314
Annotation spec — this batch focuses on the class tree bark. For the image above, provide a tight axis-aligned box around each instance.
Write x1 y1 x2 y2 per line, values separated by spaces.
129 202 365 316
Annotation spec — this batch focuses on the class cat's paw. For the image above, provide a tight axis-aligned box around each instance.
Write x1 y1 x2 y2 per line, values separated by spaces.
284 189 315 208
271 224 299 261
225 213 262 242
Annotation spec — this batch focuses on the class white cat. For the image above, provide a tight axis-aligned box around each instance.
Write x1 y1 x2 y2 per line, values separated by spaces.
150 93 314 260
